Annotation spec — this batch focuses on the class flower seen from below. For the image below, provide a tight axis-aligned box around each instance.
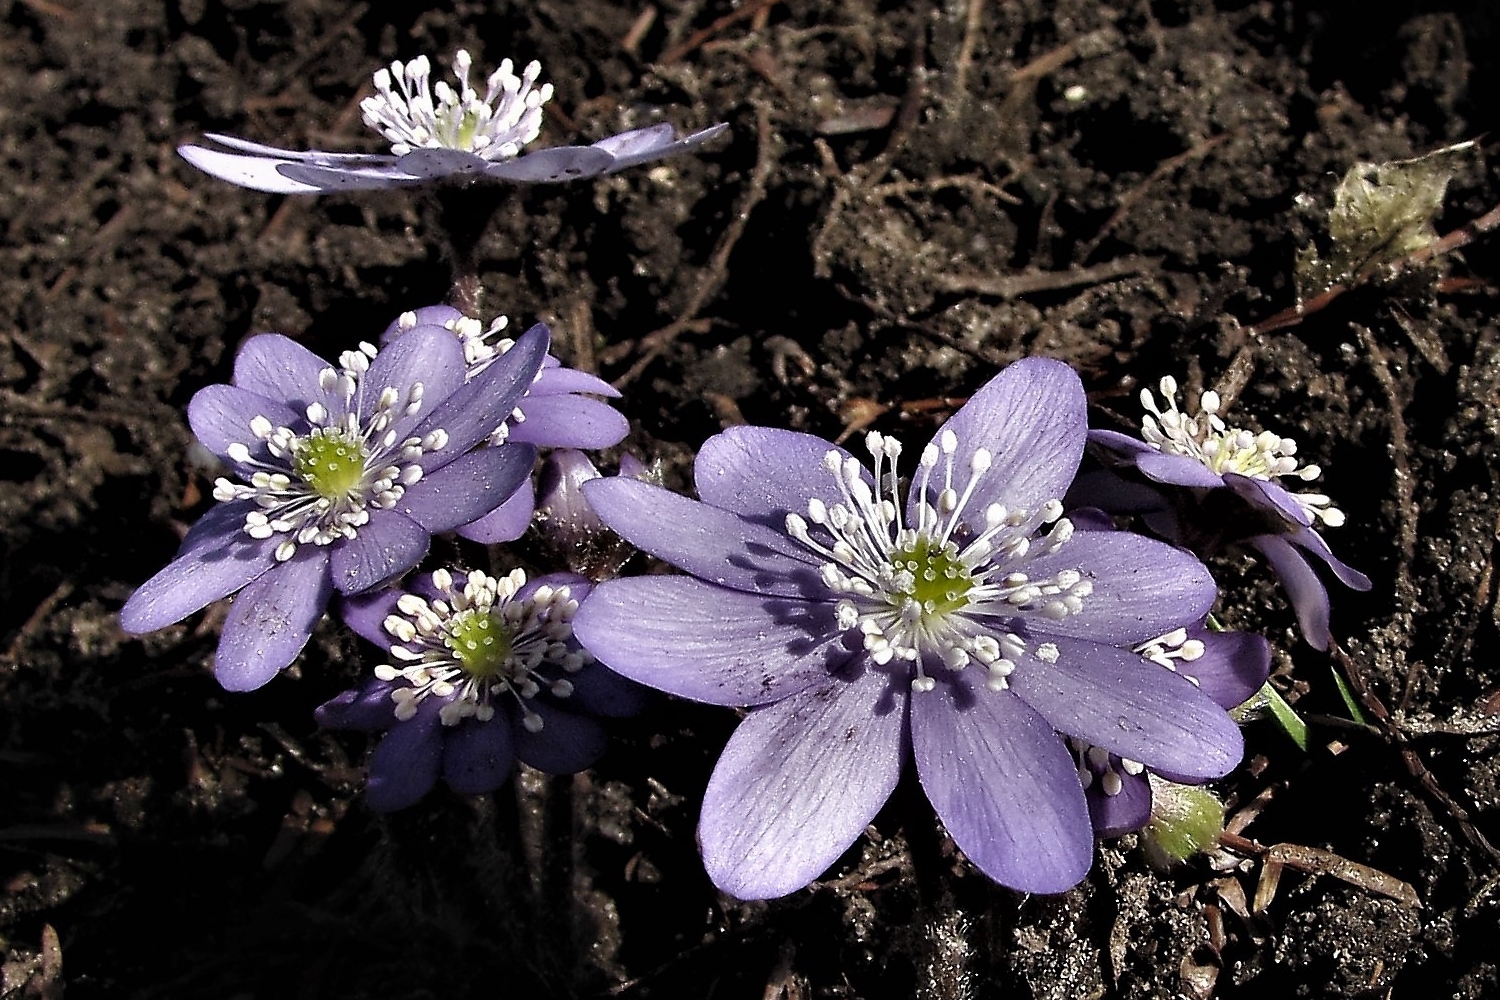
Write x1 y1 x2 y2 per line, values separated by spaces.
178 50 728 194
1084 376 1371 650
119 318 549 692
572 358 1246 899
383 305 629 543
319 567 645 811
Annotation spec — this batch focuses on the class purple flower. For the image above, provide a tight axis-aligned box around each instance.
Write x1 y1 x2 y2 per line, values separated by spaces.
533 449 656 580
317 567 646 811
1085 376 1371 650
178 50 728 194
1070 623 1269 836
119 320 549 691
571 358 1245 898
382 305 629 543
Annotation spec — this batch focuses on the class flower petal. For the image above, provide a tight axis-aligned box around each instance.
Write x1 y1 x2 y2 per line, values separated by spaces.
573 577 852 707
1135 451 1230 489
231 333 336 411
366 700 444 811
509 394 629 449
380 304 463 345
337 584 403 649
442 716 517 794
1248 534 1332 650
276 160 423 192
199 133 393 165
414 323 550 464
360 326 467 444
329 510 430 595
395 147 490 179
187 385 301 468
483 145 615 182
1018 531 1217 644
398 444 536 533
1183 628 1272 710
530 367 620 399
694 426 855 526
1287 523 1372 591
316 678 399 732
1087 770 1152 837
911 672 1092 893
213 546 332 692
582 479 823 597
512 702 607 774
699 660 907 900
1009 637 1243 781
120 502 279 634
177 145 336 195
597 122 729 173
924 357 1087 520
456 479 534 544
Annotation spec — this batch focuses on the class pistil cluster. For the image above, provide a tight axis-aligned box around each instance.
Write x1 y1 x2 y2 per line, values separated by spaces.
211 344 447 562
784 429 1091 693
377 568 590 730
1140 376 1345 527
361 50 552 160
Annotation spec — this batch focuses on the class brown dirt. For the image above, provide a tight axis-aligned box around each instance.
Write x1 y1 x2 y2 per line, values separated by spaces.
3 1 1499 997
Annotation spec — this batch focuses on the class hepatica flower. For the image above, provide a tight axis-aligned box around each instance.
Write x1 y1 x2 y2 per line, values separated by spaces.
383 305 628 542
179 50 728 194
572 358 1245 898
318 567 645 811
119 320 549 691
1086 376 1371 650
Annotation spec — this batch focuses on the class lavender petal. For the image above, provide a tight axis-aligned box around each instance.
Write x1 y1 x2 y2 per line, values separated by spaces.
698 661 907 900
329 510 430 595
508 394 629 449
573 577 852 707
1087 771 1153 837
213 546 332 692
398 444 536 534
457 480 535 544
442 716 517 794
366 700 444 811
512 702 607 774
695 426 857 526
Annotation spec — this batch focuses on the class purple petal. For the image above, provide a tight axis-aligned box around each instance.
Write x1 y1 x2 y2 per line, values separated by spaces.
695 426 855 526
187 385 301 468
366 700 444 811
380 304 463 345
530 366 620 399
483 145 615 183
213 546 333 692
1018 531 1217 645
329 510 430 595
457 479 535 544
337 584 404 649
231 334 336 410
1086 429 1156 462
394 148 490 179
698 661 907 900
566 663 651 718
119 502 279 633
573 577 851 707
276 161 422 192
512 702 607 774
1066 467 1172 517
178 145 335 195
1009 637 1243 780
509 394 629 448
582 478 823 596
1183 628 1272 709
359 327 467 444
922 357 1087 522
398 444 536 534
598 122 729 173
200 133 393 165
911 668 1093 893
316 678 399 732
414 324 550 464
442 716 517 794
1135 451 1229 489
1287 523 1372 591
1087 770 1153 837
1225 474 1313 528
1249 535 1332 650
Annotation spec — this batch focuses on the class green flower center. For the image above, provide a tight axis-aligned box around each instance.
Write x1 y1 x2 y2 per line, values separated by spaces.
443 609 514 677
292 429 369 500
891 536 975 616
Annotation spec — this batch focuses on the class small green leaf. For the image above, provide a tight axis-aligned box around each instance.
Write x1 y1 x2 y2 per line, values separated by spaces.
1329 665 1370 726
1233 680 1310 752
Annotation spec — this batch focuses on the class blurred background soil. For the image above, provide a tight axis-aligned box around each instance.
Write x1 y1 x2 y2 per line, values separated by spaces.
3 0 1500 997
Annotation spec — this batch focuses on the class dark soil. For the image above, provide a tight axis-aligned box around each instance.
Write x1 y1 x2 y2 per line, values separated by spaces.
4 1 1500 997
